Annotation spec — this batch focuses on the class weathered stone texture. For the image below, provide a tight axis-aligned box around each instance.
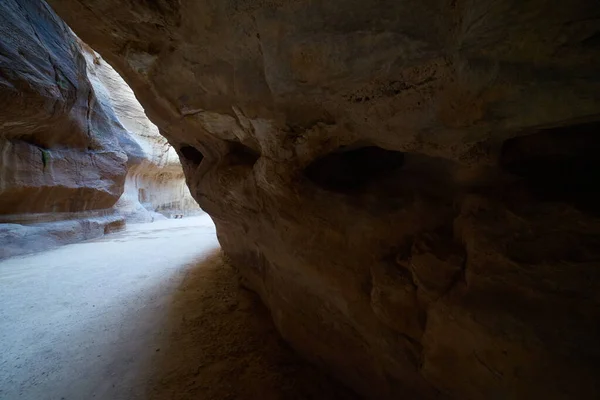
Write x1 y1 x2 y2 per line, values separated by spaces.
44 0 600 398
81 43 201 221
0 0 132 215
0 0 201 257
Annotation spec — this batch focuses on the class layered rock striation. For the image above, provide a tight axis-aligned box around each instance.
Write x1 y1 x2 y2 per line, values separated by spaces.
81 43 200 222
0 0 134 258
0 0 199 258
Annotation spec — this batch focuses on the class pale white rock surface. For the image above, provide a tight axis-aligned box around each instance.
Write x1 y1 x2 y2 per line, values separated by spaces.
0 0 131 259
0 0 200 260
81 43 201 223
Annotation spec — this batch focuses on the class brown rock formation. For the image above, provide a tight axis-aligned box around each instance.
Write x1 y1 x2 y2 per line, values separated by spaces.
44 0 600 398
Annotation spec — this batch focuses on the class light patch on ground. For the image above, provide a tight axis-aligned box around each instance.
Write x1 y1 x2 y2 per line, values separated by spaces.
0 215 356 400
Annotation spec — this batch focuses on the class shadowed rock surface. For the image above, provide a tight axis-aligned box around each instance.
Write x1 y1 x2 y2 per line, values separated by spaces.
15 0 600 398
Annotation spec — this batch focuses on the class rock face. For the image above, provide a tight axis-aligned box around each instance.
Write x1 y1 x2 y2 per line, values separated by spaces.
45 0 600 398
0 0 132 215
81 44 200 221
0 0 197 258
0 0 135 257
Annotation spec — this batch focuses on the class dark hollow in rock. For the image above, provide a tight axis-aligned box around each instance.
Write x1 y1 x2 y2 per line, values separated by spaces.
179 145 204 167
500 120 600 213
226 140 260 166
305 146 405 193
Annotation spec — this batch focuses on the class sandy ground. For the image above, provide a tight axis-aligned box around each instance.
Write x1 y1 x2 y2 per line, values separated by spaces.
0 215 357 400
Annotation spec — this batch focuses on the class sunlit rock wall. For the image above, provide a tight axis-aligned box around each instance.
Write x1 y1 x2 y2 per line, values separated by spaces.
0 0 134 258
81 43 200 222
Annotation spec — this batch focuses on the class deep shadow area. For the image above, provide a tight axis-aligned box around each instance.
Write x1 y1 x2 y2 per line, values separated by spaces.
500 121 600 214
146 250 359 400
305 146 405 193
226 140 261 166
179 145 204 167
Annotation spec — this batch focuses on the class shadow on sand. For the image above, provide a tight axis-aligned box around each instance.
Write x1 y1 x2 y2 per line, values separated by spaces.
144 249 358 400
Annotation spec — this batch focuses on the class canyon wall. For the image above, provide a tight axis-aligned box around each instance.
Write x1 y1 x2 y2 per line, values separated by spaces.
0 0 133 258
0 0 199 258
81 44 200 222
27 0 600 398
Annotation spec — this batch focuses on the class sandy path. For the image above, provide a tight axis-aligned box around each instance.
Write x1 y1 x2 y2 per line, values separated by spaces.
0 215 356 400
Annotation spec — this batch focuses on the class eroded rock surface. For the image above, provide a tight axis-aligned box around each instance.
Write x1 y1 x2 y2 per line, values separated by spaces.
0 0 201 258
0 0 135 215
0 0 137 257
81 44 201 221
46 0 600 398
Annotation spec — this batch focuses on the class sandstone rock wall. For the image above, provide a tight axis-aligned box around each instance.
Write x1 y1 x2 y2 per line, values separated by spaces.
0 0 132 216
81 43 201 221
45 0 600 398
0 0 136 257
0 0 198 258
